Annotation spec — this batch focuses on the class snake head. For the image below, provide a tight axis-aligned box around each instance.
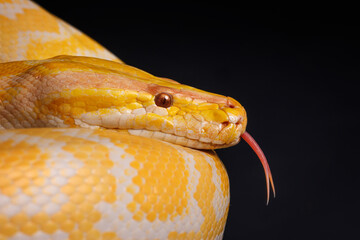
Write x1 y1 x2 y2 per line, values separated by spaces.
10 55 247 150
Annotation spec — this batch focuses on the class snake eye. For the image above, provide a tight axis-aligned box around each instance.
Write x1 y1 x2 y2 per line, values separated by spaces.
155 92 173 108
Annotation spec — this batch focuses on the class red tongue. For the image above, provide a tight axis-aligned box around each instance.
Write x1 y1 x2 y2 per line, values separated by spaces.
241 131 275 205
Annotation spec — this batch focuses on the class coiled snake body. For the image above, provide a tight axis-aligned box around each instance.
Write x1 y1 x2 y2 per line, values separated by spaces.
0 1 274 239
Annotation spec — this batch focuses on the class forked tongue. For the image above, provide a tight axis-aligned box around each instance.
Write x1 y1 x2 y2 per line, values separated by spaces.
241 131 275 205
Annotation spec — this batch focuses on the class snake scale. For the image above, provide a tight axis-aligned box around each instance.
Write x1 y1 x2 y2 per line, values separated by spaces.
0 0 275 239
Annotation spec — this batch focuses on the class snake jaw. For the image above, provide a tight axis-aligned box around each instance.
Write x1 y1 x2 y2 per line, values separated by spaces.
241 131 275 205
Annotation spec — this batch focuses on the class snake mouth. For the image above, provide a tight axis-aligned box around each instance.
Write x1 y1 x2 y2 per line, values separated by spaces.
127 126 241 149
72 109 244 150
124 114 244 149
70 100 246 150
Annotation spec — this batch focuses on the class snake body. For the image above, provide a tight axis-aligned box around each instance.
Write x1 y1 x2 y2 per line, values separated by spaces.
0 1 274 239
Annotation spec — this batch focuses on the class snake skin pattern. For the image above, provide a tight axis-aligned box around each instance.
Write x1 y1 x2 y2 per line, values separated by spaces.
0 0 274 239
0 128 229 239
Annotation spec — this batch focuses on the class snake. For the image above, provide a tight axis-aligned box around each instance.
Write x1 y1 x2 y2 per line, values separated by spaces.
0 0 275 239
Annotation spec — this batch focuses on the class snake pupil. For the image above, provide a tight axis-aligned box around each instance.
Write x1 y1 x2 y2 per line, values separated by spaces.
155 92 173 108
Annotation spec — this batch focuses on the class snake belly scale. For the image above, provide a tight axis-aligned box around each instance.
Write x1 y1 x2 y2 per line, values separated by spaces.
0 0 274 239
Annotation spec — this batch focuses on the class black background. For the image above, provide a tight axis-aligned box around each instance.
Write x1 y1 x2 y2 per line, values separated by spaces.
34 1 359 239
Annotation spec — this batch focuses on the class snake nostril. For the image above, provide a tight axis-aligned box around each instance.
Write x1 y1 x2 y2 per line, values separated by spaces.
226 97 236 108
